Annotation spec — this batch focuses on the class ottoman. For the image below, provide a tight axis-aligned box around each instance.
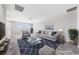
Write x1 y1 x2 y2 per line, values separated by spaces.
39 45 55 55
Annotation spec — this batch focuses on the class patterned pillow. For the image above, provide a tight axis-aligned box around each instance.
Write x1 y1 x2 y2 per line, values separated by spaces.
51 31 57 36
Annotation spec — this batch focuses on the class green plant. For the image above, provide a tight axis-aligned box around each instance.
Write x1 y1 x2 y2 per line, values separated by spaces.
68 29 78 40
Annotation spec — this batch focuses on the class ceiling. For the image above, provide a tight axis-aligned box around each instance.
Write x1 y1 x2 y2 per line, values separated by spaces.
5 4 77 23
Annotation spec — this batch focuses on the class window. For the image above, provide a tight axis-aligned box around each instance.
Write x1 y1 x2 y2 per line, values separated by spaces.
16 23 33 29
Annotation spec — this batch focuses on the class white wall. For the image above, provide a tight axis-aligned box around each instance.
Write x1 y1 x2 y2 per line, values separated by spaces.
6 21 12 39
77 6 79 48
33 11 77 42
0 4 6 23
6 21 20 42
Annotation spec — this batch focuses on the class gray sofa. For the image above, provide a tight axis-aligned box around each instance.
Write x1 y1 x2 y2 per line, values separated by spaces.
36 30 58 42
22 31 30 39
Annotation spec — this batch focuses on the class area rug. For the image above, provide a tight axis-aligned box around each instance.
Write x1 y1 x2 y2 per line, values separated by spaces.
17 38 59 55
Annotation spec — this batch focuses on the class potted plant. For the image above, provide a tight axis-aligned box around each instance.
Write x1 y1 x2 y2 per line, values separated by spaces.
0 42 5 51
68 29 78 45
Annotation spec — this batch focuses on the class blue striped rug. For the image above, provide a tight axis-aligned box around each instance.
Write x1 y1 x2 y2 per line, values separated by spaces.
17 38 59 55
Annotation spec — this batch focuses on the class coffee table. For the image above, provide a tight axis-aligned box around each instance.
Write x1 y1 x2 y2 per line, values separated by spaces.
27 37 41 46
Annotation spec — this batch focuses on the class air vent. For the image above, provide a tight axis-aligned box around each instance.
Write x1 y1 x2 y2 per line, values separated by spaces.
67 6 77 12
15 4 24 12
